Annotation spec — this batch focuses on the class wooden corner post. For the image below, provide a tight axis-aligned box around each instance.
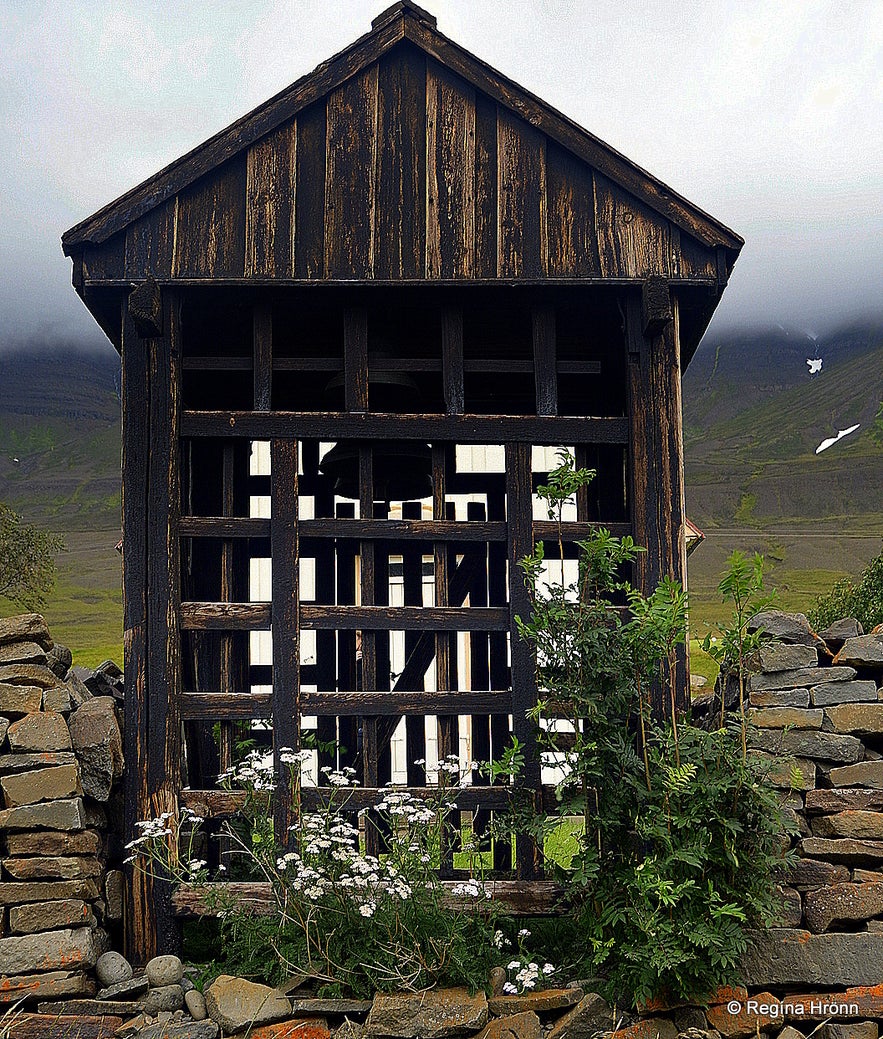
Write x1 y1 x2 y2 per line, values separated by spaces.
625 282 689 718
123 282 184 962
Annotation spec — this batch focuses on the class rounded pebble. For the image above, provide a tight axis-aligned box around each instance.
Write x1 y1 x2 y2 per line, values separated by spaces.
95 950 133 988
146 953 184 987
144 983 185 1014
488 965 507 996
185 988 208 1020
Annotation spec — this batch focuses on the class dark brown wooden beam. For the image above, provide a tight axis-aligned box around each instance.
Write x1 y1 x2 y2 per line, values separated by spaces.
181 411 629 444
441 306 464 414
302 605 509 630
344 308 369 412
253 302 273 411
532 305 557 416
271 438 300 839
172 878 564 918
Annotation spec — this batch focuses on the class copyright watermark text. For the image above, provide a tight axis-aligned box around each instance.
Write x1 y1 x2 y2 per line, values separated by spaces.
726 1000 860 1018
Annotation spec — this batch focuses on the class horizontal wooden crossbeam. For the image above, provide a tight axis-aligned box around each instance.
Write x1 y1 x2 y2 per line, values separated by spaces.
179 603 509 631
171 878 565 916
181 411 629 444
179 690 514 720
182 356 603 375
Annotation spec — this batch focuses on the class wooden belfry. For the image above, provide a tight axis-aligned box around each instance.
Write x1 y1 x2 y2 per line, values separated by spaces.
63 1 742 960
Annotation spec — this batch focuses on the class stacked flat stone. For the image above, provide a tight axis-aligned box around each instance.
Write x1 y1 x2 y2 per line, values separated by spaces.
0 613 123 1005
738 612 883 995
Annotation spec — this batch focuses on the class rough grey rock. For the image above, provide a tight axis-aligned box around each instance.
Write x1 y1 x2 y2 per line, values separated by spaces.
783 857 850 889
1 854 101 882
6 709 71 752
748 707 823 728
46 642 73 677
0 749 77 773
185 987 208 1020
824 703 883 734
0 614 52 648
0 682 44 716
488 990 583 1016
0 926 108 973
812 811 883 840
0 796 86 832
478 1011 541 1039
749 752 816 790
367 988 488 1038
800 837 883 864
0 662 65 688
830 761 883 788
805 789 883 813
804 881 883 932
144 983 185 1014
835 634 883 668
9 899 93 934
0 641 47 666
289 998 373 1015
137 1023 219 1039
4 828 101 856
672 1008 709 1033
105 868 124 920
37 997 145 1016
749 688 811 708
488 965 507 996
42 685 73 712
96 950 133 987
64 670 93 707
0 968 95 1002
748 729 864 763
748 611 822 647
204 974 291 1032
812 680 879 706
67 696 124 801
0 762 81 807
146 953 185 987
546 993 612 1039
818 1025 878 1039
755 643 819 672
0 877 99 904
741 928 883 985
820 618 864 643
749 666 857 692
96 973 150 1000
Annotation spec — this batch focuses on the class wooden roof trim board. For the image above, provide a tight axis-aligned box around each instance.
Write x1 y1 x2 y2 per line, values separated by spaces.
62 2 742 256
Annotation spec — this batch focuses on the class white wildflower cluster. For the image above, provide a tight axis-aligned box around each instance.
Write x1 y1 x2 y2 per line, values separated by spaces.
278 811 411 913
492 929 511 950
124 806 206 871
320 765 360 787
450 879 491 899
218 747 276 790
375 789 436 825
279 747 312 767
502 959 556 994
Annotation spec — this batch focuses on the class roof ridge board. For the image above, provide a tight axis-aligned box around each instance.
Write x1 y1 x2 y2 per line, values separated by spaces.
63 6 743 256
62 15 408 251
403 18 743 252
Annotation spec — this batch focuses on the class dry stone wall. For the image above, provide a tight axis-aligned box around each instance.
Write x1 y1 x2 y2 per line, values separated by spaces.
0 613 125 1006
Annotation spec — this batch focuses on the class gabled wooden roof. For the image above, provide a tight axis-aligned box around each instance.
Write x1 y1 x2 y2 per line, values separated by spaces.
62 1 741 288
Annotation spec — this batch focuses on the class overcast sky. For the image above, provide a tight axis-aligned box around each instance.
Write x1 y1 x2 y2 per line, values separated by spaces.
2 0 881 351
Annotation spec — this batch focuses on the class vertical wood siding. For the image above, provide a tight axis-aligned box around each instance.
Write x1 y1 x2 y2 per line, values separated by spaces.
81 45 718 284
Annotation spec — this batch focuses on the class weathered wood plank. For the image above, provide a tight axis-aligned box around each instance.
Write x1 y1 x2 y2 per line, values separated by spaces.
271 439 300 839
325 65 378 278
344 308 369 412
253 302 273 411
426 60 475 278
82 233 125 281
473 92 498 278
497 108 546 278
144 289 183 956
625 289 688 716
506 443 541 879
173 154 247 277
181 411 630 444
172 878 564 918
376 44 426 278
179 516 271 538
594 172 670 279
546 143 600 276
120 298 150 965
180 602 271 630
246 122 296 277
301 605 509 630
441 305 465 413
532 305 557 416
294 102 327 278
180 690 513 719
125 198 176 279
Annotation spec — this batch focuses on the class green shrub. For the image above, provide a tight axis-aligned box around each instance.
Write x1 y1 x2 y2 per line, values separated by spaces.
809 543 883 633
